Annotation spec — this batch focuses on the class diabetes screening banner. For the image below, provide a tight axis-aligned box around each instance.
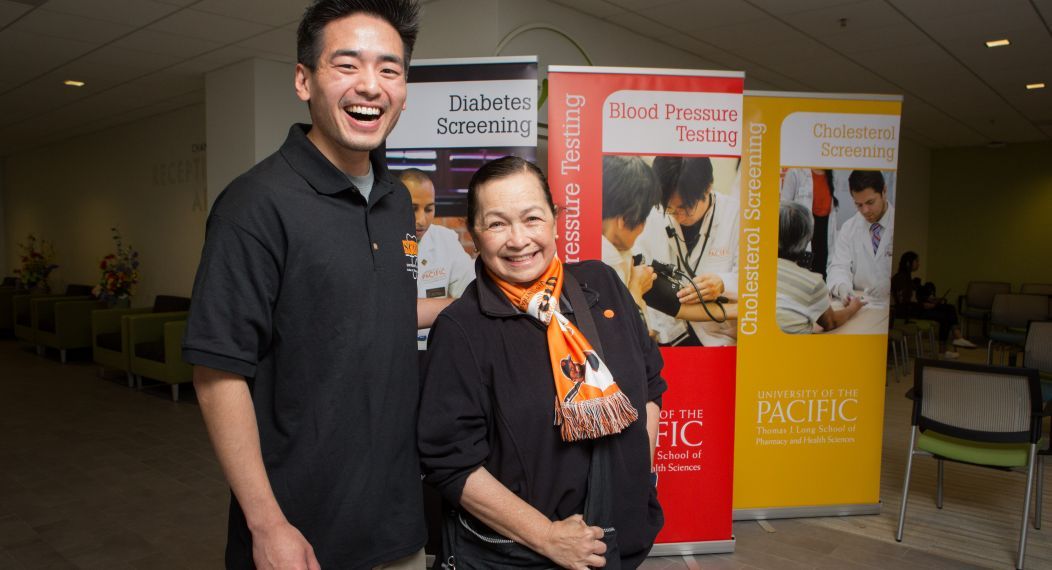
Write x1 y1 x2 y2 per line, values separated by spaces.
547 66 743 554
734 91 902 517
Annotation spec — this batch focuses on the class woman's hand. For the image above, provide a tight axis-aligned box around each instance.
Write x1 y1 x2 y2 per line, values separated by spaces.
540 514 607 569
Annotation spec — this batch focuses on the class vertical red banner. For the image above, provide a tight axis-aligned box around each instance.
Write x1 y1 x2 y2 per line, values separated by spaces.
547 66 743 554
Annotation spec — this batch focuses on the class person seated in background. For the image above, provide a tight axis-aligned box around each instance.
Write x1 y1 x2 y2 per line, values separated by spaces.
400 168 475 350
891 251 976 358
827 170 894 306
601 155 660 312
777 202 864 334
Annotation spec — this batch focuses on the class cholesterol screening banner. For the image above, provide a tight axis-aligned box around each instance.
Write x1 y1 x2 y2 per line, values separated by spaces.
547 65 743 554
734 91 902 517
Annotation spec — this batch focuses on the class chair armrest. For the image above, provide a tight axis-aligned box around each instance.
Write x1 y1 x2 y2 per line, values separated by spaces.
905 387 918 400
31 295 93 328
128 312 190 350
92 307 151 336
957 294 965 313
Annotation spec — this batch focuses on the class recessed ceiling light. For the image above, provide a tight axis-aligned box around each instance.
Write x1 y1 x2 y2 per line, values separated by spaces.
985 38 1010 48
1026 82 1046 90
63 80 85 87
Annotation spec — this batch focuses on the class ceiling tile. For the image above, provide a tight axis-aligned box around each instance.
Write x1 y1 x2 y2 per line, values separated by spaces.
149 8 271 44
192 0 309 27
112 28 222 59
40 0 180 27
0 0 32 26
897 3 1042 41
603 11 676 38
13 7 135 44
779 0 909 36
235 26 297 60
547 0 626 19
645 0 767 32
607 0 682 10
747 0 866 16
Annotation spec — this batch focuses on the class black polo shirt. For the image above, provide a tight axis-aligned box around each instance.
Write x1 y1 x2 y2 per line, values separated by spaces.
183 124 425 569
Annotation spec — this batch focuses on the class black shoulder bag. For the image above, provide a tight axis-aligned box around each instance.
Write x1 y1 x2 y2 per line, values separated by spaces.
439 272 621 570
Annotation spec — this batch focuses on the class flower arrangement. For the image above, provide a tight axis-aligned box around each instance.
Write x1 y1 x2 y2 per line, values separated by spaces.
14 234 59 291
94 227 140 303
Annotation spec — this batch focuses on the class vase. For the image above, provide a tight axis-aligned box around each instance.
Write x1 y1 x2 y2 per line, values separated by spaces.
107 297 131 309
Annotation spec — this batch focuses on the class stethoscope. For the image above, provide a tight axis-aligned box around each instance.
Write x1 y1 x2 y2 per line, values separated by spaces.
664 193 728 323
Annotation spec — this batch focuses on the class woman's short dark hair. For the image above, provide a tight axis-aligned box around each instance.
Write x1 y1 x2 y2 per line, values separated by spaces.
297 0 420 70
652 156 714 209
897 251 918 275
466 156 555 234
778 202 814 262
602 156 660 228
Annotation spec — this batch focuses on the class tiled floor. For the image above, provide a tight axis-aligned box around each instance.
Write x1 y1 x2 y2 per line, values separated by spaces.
0 339 1041 569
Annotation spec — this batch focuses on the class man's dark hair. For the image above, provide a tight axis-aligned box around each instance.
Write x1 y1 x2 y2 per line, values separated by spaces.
602 156 659 228
652 156 714 209
298 0 421 70
778 202 813 262
848 170 886 194
467 156 555 234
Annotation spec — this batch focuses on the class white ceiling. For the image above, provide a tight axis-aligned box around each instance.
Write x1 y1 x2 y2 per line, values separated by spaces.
1 0 1049 156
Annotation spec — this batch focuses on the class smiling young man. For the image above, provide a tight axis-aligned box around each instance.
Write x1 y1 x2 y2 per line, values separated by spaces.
182 1 430 569
827 169 895 306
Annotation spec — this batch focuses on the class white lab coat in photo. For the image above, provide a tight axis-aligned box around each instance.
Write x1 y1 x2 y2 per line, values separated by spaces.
634 192 739 346
827 203 895 307
416 224 475 349
780 168 838 272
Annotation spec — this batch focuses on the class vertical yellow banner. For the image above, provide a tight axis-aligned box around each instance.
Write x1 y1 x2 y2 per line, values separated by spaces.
735 92 902 515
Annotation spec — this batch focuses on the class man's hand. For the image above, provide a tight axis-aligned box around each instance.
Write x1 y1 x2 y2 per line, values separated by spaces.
538 515 606 570
628 264 656 299
252 520 321 570
676 273 724 304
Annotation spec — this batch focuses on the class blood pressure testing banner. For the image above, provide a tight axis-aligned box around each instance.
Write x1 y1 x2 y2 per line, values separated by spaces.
734 91 902 517
547 66 743 554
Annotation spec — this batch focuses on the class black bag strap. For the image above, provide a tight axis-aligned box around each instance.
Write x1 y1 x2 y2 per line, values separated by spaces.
561 271 617 543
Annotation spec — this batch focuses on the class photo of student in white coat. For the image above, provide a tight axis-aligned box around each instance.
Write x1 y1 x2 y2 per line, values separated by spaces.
827 170 895 308
401 168 475 349
635 156 739 346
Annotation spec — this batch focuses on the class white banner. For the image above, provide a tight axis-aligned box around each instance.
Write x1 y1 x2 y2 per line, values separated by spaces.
780 112 900 169
601 90 742 156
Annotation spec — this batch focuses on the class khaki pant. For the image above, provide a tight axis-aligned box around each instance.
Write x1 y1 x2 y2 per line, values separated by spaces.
373 548 426 570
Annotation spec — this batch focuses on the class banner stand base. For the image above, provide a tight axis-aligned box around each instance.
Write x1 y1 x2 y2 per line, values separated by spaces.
650 537 735 556
733 502 881 521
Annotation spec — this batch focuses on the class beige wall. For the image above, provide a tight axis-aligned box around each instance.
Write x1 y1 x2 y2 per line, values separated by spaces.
927 141 1052 297
3 104 207 304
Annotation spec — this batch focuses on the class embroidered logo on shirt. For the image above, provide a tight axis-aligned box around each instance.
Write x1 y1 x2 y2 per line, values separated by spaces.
403 233 418 278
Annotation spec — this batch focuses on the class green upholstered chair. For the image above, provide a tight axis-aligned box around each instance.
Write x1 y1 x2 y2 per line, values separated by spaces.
34 297 106 363
1023 321 1052 531
127 310 191 402
896 359 1047 570
13 284 95 345
0 283 27 334
92 295 191 386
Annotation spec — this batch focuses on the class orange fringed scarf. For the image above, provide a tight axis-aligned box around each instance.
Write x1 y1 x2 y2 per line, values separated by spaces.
487 257 638 442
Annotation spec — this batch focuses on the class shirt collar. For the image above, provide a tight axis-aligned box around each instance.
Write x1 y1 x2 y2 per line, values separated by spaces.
279 123 394 200
473 258 600 319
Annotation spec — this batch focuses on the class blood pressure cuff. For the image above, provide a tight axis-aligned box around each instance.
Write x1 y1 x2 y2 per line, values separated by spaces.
643 277 682 317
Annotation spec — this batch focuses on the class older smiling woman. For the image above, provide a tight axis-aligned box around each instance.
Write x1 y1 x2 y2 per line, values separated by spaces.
418 156 666 569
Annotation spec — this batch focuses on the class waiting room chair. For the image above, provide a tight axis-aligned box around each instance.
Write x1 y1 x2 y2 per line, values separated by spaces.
127 310 192 402
1023 321 1052 402
92 295 191 387
896 359 1047 570
12 284 95 344
987 294 1050 365
888 328 908 382
0 281 26 334
1020 283 1052 297
958 281 1011 339
34 296 106 363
